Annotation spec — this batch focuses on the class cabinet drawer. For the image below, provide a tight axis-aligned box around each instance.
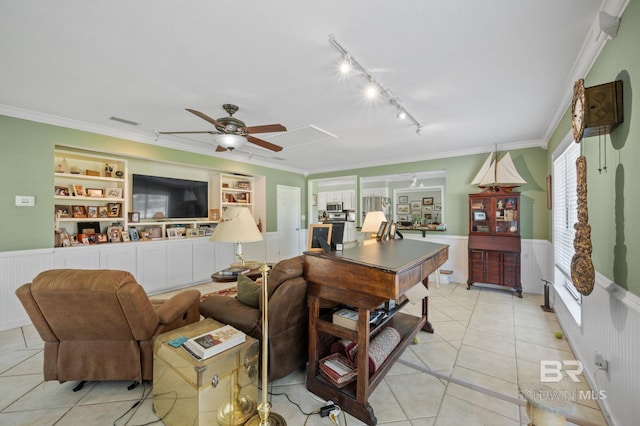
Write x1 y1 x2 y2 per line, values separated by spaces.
502 275 517 287
502 253 518 265
503 264 517 274
470 251 484 261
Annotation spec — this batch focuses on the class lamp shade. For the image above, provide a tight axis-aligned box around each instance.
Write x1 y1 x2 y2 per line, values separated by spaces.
361 211 387 233
209 207 263 243
214 134 246 150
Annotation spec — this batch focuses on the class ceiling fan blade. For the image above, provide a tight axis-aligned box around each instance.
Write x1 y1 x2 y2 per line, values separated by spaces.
158 130 216 135
247 135 283 152
186 108 225 128
244 124 287 134
216 145 228 152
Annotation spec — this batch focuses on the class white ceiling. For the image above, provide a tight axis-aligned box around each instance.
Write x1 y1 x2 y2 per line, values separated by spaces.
0 0 624 175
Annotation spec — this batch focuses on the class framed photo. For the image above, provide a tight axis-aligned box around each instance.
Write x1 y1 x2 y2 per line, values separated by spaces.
210 209 220 221
55 205 71 218
397 204 410 214
473 211 487 221
197 228 206 237
376 221 388 240
186 228 198 237
107 226 122 243
423 205 433 213
398 195 409 203
398 215 409 222
107 202 121 217
307 224 332 253
96 233 108 243
87 206 98 218
72 185 85 197
79 221 100 234
86 188 104 198
121 231 130 242
434 203 442 211
98 206 109 218
410 200 422 210
422 197 434 205
388 222 398 239
55 186 71 197
167 228 179 239
128 211 140 223
424 213 433 220
72 205 87 218
129 228 139 241
106 187 123 198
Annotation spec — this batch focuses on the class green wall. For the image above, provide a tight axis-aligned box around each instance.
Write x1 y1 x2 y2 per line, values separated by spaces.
0 115 306 251
546 0 640 295
309 147 549 240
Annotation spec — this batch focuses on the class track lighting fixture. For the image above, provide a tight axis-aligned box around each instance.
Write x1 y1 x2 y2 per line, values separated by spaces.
329 34 423 134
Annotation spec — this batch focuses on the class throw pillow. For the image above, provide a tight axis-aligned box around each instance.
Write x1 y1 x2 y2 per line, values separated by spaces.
236 274 261 308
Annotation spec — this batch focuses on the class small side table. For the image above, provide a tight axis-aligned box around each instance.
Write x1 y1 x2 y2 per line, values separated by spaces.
211 268 263 283
153 318 259 425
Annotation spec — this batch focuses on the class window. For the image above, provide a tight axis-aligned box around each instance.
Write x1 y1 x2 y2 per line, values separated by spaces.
552 139 581 324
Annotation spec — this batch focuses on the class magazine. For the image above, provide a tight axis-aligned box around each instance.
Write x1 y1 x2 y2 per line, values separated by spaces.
181 325 245 360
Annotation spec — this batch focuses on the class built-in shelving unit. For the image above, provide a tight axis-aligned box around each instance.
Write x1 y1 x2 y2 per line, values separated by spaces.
211 173 254 216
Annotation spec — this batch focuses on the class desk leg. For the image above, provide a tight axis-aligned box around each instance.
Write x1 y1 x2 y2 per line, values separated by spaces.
307 296 320 384
421 278 434 333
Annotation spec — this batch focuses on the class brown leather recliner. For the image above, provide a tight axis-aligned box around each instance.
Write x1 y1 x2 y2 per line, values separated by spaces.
199 256 308 380
15 269 200 385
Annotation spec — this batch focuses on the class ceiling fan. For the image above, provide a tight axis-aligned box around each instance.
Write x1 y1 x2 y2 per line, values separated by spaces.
159 104 286 152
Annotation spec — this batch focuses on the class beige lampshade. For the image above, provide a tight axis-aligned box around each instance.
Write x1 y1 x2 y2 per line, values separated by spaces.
361 211 387 233
209 207 263 243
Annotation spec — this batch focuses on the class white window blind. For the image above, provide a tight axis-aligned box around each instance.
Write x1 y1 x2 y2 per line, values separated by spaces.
553 141 581 302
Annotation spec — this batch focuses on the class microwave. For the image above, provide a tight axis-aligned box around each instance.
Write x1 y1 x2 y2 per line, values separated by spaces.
326 202 343 212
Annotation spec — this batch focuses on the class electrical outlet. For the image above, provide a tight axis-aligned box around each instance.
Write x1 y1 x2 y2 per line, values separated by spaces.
595 353 609 371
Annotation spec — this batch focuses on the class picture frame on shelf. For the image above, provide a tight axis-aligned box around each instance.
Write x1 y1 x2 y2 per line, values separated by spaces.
398 195 408 203
72 185 85 197
423 205 433 213
107 226 122 243
473 211 487 221
186 228 198 237
307 224 332 253
79 222 100 235
98 206 109 218
86 188 104 198
72 205 87 218
210 209 220 221
166 228 179 239
87 206 98 218
129 228 139 241
410 200 422 210
96 233 108 243
107 203 121 217
128 211 140 223
121 231 130 242
106 187 123 198
55 186 71 197
55 205 71 218
422 197 434 205
397 204 410 214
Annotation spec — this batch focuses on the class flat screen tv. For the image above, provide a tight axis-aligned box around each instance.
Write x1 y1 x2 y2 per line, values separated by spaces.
132 174 209 220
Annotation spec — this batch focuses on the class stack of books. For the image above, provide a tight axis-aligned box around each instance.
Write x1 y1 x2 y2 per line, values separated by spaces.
181 325 245 360
332 307 387 331
319 353 357 388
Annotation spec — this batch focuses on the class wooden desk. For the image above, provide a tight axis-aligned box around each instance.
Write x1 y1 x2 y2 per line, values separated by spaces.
304 239 448 425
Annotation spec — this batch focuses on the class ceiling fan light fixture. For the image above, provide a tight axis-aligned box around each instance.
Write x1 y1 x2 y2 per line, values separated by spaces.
339 54 352 74
214 133 246 150
397 108 407 120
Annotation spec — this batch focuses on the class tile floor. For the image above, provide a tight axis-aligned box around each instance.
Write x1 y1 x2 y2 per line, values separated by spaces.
0 282 609 425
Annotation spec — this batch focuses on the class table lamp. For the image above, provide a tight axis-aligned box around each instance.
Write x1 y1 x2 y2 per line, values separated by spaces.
210 207 262 267
361 211 387 239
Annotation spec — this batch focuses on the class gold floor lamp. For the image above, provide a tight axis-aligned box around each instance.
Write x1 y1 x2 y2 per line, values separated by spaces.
210 207 286 425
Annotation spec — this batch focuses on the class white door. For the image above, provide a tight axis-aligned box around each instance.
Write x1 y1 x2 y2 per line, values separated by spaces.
277 185 300 259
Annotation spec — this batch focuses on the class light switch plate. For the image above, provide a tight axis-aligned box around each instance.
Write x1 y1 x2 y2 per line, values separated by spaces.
15 195 35 206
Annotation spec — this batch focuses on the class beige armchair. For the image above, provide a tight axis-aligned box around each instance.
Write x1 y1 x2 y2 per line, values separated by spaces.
15 269 200 387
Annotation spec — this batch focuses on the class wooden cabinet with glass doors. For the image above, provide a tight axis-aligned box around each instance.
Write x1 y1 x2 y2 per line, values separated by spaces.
467 190 522 297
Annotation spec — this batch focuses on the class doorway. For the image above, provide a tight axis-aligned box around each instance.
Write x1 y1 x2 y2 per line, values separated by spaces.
277 185 301 259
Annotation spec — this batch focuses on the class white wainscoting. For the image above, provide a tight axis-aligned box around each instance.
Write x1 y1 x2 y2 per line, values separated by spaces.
553 272 640 426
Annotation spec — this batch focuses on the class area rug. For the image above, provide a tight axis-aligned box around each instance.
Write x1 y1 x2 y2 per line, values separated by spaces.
200 286 237 302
